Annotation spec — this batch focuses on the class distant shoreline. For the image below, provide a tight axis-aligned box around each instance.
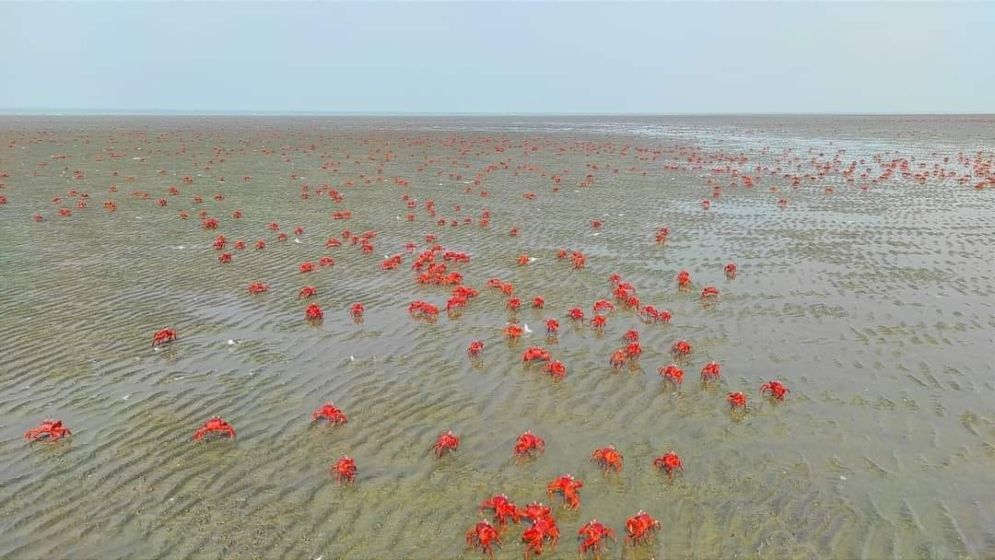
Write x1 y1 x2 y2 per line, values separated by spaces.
1 111 993 118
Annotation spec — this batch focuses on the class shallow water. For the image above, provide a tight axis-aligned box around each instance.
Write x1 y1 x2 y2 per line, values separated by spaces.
1 115 994 559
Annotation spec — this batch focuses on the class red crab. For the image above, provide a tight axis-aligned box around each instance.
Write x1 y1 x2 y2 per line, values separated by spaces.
591 445 623 473
725 262 738 277
544 360 566 380
480 494 522 526
701 286 719 299
545 318 559 335
677 270 692 288
671 340 692 356
593 300 615 314
608 348 627 370
247 282 269 295
332 455 357 483
192 417 236 441
446 296 467 314
152 327 178 347
298 286 317 299
24 419 72 442
653 451 684 478
514 430 545 458
761 380 790 400
497 281 515 296
505 324 524 341
625 511 661 545
622 329 639 343
521 502 552 523
625 342 642 359
522 346 551 364
567 307 585 321
522 514 560 560
299 262 315 273
318 256 335 267
432 430 460 457
255 239 266 250
350 302 365 319
578 520 615 558
700 361 721 380
466 520 501 558
467 340 485 359
727 391 748 408
590 315 607 329
571 252 587 269
213 235 227 250
506 297 522 311
408 300 439 319
312 403 348 425
547 474 583 509
305 303 324 321
642 306 672 324
532 296 545 309
659 364 685 385
218 252 233 264
517 254 530 266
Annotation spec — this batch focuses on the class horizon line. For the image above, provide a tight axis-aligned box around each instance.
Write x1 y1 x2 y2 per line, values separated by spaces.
1 109 994 118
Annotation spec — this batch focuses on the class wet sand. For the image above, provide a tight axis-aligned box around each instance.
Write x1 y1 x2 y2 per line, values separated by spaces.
1 115 993 559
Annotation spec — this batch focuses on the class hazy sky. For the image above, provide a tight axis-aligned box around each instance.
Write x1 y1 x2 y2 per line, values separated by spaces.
1 2 992 114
